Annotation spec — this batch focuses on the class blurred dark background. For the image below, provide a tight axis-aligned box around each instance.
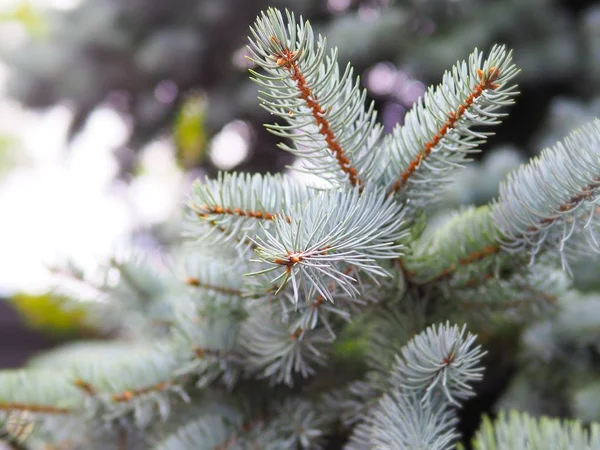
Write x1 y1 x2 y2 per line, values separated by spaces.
0 0 599 369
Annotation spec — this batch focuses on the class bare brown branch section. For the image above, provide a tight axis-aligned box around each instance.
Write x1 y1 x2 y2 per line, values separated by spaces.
389 67 502 195
185 277 242 297
193 347 231 359
111 381 170 403
0 403 71 414
271 36 363 187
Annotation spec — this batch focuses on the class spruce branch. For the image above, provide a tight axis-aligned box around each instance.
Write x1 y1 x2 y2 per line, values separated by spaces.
179 255 247 302
492 119 600 271
404 206 503 283
390 322 485 405
240 303 333 386
247 8 383 187
346 393 459 450
250 186 408 304
171 300 243 389
185 172 308 250
154 411 244 450
468 410 600 450
381 45 518 210
0 371 80 415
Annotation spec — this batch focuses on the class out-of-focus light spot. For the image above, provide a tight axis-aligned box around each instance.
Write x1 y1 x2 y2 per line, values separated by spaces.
358 5 379 20
129 139 183 224
106 90 132 112
43 0 81 10
0 22 28 51
209 121 251 170
1 0 79 8
21 104 72 163
232 46 254 70
328 0 351 13
382 102 407 130
0 63 9 95
399 80 426 105
154 80 178 104
139 138 179 176
68 106 130 188
366 62 397 96
79 106 130 148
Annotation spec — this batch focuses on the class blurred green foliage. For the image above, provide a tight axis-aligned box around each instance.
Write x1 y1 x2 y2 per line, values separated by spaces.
0 1 45 37
10 293 89 337
173 94 207 169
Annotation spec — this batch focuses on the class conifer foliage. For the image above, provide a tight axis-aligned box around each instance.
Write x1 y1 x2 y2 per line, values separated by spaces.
3 7 600 449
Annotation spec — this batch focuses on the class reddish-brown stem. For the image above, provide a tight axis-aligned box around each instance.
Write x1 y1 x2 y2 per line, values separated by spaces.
193 347 231 359
272 39 363 187
529 181 600 231
111 381 170 403
185 277 242 297
435 245 501 281
433 182 600 282
289 327 304 340
195 204 290 223
442 352 456 365
73 378 96 396
273 247 332 274
389 67 502 195
0 403 71 414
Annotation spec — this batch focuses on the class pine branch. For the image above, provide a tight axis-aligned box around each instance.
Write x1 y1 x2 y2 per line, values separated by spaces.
346 393 459 450
240 303 333 386
390 322 485 405
171 300 243 389
381 45 518 211
250 186 408 304
492 119 600 272
468 410 600 450
404 206 503 283
185 172 308 251
180 254 247 302
247 8 383 187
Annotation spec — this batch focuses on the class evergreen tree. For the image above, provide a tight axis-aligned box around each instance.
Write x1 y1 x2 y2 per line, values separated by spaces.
3 8 600 449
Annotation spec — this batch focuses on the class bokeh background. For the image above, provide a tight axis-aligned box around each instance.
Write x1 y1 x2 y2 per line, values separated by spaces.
0 0 599 376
